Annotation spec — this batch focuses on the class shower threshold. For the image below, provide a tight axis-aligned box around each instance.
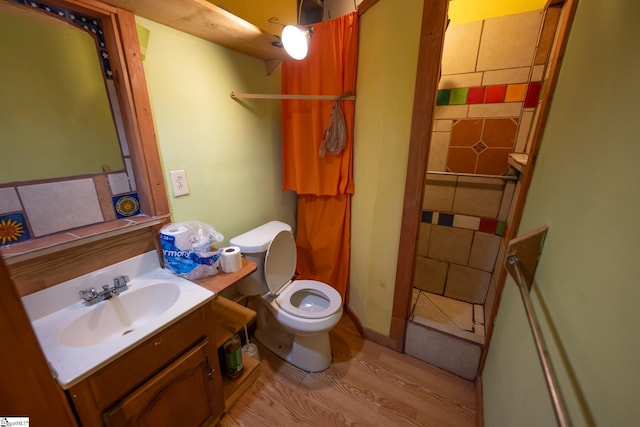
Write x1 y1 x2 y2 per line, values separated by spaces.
405 290 485 380
411 290 485 338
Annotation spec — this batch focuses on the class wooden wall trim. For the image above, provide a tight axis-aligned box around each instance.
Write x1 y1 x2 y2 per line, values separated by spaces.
475 374 484 427
358 0 379 16
115 9 170 216
347 304 403 352
389 0 449 344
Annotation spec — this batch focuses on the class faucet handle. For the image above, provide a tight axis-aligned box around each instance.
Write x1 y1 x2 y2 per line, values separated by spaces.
113 275 130 288
79 288 98 301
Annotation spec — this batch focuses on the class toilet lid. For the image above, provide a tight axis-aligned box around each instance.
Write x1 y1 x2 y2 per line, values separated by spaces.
264 230 297 295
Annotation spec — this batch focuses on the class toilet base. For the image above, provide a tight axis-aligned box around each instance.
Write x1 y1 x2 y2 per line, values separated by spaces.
255 328 333 373
252 299 334 372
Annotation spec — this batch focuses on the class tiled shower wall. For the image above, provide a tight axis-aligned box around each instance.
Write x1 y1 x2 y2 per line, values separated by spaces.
416 175 514 304
414 9 560 307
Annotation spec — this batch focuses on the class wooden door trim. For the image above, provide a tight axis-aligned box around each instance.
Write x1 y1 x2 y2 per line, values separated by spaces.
390 0 579 360
479 0 579 371
389 0 449 344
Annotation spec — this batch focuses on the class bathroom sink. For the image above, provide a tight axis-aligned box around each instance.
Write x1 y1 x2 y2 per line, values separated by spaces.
22 251 215 389
59 282 181 347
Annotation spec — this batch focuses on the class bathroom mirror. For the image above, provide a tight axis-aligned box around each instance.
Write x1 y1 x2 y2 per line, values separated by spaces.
0 0 125 184
0 0 168 262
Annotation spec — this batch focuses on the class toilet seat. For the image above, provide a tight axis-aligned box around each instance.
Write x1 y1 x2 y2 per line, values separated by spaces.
276 279 342 319
264 231 342 319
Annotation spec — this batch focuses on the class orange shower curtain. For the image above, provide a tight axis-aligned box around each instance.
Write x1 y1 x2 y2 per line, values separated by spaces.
282 12 358 300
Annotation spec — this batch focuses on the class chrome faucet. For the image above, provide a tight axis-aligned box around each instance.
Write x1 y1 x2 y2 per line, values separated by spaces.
79 275 130 305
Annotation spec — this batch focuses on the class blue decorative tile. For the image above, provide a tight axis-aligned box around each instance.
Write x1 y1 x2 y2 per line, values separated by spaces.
113 193 140 218
0 212 31 246
421 210 433 223
438 213 454 226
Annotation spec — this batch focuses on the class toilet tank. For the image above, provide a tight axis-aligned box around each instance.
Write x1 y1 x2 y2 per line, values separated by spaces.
229 221 292 296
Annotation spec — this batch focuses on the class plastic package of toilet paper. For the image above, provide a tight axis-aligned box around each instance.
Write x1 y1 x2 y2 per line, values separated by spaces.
159 221 224 279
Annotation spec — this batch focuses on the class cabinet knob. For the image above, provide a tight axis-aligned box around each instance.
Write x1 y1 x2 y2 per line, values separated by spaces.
205 356 215 380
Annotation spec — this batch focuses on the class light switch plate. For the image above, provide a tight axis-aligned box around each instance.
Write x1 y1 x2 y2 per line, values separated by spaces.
169 170 189 197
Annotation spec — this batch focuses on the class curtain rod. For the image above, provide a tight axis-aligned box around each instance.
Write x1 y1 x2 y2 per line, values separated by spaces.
230 92 357 101
427 170 518 181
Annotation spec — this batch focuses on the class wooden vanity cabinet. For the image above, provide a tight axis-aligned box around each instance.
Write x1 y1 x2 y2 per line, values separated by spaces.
103 340 217 426
67 260 261 426
67 301 224 427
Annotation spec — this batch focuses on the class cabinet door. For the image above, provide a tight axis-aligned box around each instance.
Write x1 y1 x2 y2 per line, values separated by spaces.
103 340 221 427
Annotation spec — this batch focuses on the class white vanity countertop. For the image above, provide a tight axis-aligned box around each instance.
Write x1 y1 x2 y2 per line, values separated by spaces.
22 251 215 390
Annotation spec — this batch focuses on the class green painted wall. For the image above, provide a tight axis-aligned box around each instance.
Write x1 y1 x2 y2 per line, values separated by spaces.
350 0 423 334
137 17 296 245
483 1 640 425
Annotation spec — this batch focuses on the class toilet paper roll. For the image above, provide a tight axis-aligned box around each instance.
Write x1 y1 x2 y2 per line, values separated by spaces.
160 225 191 251
220 246 242 273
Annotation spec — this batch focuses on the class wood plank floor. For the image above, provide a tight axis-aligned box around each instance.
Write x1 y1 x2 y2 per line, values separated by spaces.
219 314 476 426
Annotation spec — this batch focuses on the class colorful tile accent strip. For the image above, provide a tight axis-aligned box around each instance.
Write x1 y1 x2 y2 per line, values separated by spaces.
437 81 543 106
436 89 451 106
466 87 485 104
438 213 454 226
524 81 543 108
0 212 31 246
421 210 505 236
449 88 469 105
505 83 527 102
484 85 507 103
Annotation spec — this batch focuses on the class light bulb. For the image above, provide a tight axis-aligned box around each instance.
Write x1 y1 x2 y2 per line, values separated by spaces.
282 25 308 60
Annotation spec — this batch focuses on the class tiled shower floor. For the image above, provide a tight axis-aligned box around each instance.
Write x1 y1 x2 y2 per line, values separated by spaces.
411 288 485 337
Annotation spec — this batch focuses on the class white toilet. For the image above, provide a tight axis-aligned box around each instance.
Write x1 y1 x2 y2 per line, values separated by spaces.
230 221 343 372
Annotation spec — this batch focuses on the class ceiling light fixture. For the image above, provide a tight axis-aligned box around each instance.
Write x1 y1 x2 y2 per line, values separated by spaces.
268 1 313 60
281 24 309 60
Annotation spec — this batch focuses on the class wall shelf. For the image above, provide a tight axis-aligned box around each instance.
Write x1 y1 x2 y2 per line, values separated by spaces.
508 152 528 174
222 353 260 410
193 267 261 412
209 296 260 411
101 0 288 61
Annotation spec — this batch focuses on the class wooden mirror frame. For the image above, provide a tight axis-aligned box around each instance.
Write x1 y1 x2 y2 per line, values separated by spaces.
2 0 169 296
0 0 170 264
